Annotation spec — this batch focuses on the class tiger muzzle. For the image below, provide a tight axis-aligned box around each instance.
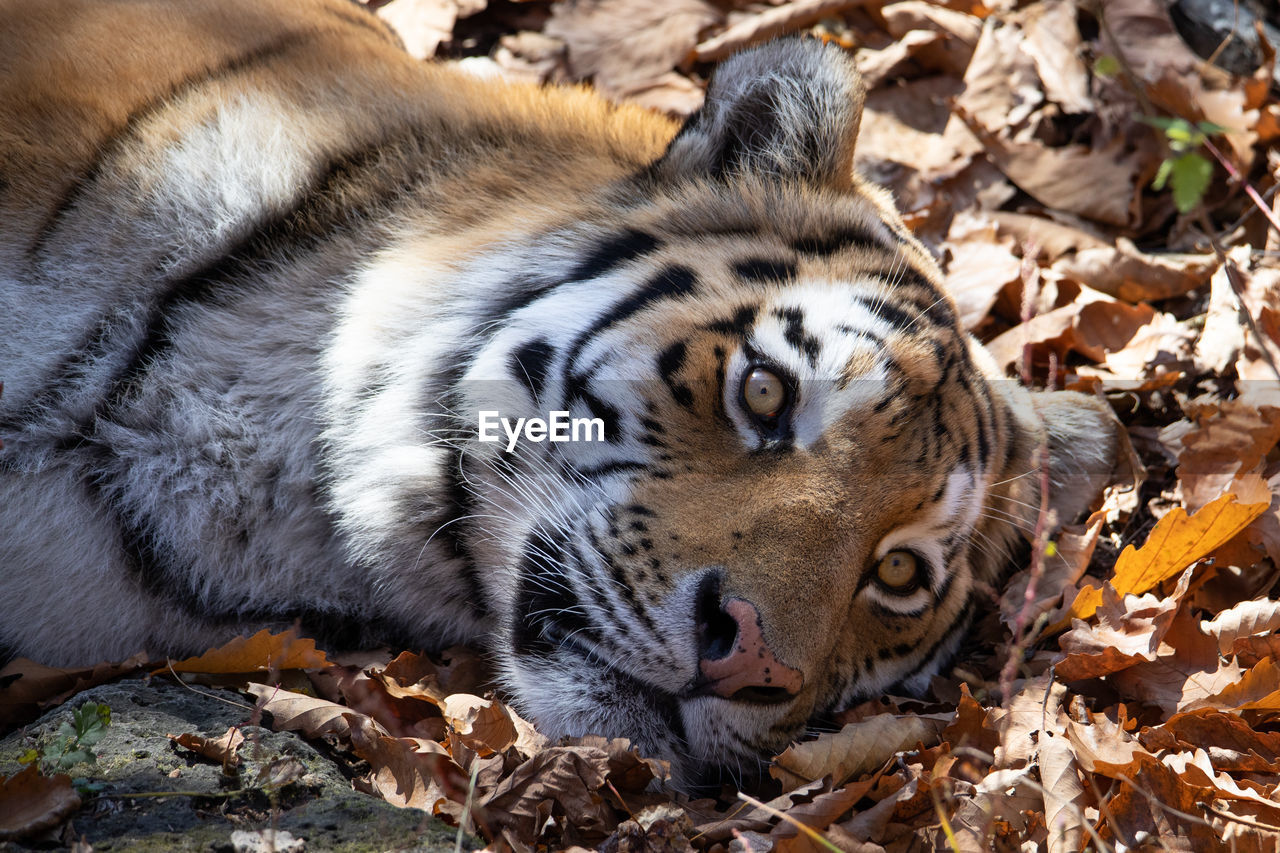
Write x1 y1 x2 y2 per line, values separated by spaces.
692 578 804 704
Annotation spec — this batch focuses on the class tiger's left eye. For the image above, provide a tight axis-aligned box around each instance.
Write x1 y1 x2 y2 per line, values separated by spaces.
742 367 786 418
876 550 920 593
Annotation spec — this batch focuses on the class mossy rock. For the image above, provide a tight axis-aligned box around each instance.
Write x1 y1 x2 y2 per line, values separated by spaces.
1 681 476 852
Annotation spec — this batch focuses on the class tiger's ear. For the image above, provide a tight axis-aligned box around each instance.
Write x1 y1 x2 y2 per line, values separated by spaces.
1027 390 1122 524
653 37 864 188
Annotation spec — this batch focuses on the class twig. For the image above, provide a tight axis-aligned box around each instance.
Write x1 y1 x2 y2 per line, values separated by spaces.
1203 137 1280 238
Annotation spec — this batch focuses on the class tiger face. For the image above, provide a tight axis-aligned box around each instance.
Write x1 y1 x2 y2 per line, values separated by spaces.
411 46 1118 785
0 0 1116 790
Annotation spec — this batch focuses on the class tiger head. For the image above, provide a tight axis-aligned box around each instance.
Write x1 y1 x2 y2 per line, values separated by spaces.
379 40 1116 787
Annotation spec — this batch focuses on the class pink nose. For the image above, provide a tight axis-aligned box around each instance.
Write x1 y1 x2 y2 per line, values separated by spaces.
698 598 804 701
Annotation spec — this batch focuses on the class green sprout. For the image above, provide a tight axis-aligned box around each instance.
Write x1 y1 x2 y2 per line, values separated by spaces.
18 701 112 773
1140 116 1227 214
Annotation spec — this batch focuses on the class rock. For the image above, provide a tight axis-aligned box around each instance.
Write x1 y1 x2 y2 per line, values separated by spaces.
0 681 475 852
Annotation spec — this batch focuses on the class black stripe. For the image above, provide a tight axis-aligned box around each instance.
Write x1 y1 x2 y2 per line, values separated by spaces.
734 258 796 282
493 229 662 321
101 127 436 420
890 601 975 690
574 460 648 479
566 265 698 375
561 266 698 430
569 229 661 282
790 227 884 257
29 30 315 261
508 338 556 403
850 295 918 332
706 304 758 338
657 341 694 410
512 530 593 656
775 307 821 367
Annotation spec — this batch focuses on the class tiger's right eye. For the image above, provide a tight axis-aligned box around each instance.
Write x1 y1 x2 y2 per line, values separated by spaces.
742 367 786 418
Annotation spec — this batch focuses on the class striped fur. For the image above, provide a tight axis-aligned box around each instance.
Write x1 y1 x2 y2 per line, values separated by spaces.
0 0 1116 787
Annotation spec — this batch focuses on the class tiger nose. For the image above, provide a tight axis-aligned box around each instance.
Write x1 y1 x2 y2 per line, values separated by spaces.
694 579 804 703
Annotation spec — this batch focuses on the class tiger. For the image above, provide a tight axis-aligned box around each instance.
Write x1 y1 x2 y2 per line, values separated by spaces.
0 0 1118 788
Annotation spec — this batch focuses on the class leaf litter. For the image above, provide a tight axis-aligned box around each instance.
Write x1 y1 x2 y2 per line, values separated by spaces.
3 0 1280 848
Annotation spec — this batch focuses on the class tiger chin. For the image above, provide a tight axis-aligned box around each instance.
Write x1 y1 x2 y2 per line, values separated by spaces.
0 0 1117 789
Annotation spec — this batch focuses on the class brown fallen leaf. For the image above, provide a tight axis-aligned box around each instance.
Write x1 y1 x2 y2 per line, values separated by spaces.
169 726 246 769
1037 721 1085 853
441 693 518 755
1062 491 1270 627
1106 609 1243 714
1101 754 1221 848
693 0 869 63
771 712 949 791
1050 240 1218 304
0 654 148 730
547 0 720 113
985 297 1164 372
1189 656 1280 711
375 0 486 60
941 210 1023 331
244 683 354 739
480 743 622 842
1055 572 1189 681
0 766 81 842
1175 400 1280 513
1140 707 1280 772
348 714 469 812
1201 598 1280 656
164 629 329 675
1064 714 1153 778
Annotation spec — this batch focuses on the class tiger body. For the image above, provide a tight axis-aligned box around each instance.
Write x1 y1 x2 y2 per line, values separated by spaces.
0 0 1115 785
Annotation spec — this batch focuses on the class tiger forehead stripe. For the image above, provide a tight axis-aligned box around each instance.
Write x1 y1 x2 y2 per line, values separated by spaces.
790 224 899 256
494 228 662 319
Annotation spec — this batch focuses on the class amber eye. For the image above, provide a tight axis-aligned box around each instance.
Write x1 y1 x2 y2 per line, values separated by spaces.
742 367 787 419
876 550 920 593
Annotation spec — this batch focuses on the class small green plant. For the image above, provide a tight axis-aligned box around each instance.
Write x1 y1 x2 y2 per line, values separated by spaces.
1141 116 1226 214
19 702 112 773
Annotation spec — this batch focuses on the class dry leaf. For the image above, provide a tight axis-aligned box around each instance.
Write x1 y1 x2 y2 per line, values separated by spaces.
164 629 328 675
169 727 246 769
245 683 355 739
0 766 81 842
547 0 720 112
376 0 486 60
441 693 518 755
1064 492 1270 625
772 713 948 791
349 715 467 811
1141 708 1280 772
941 210 1023 331
0 654 148 730
1201 599 1280 656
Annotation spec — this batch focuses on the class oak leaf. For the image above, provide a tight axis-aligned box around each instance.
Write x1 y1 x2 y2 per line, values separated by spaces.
441 693 518 755
1201 598 1280 656
770 713 948 791
165 629 328 674
1140 708 1280 772
348 715 467 812
1063 492 1269 625
169 727 246 769
244 683 354 739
